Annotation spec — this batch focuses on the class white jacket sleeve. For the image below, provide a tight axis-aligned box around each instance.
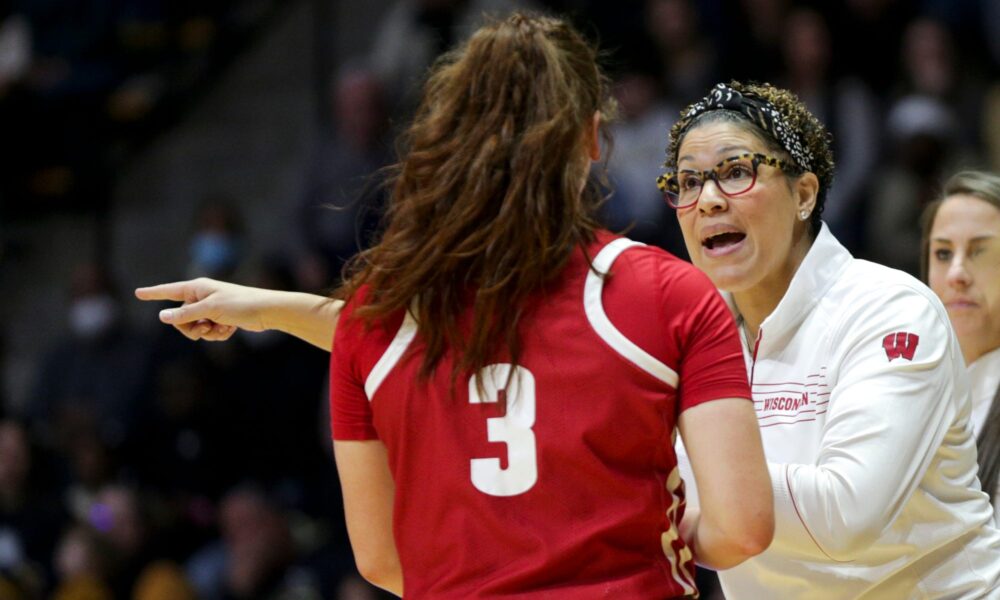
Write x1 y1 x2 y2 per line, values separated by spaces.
768 285 962 562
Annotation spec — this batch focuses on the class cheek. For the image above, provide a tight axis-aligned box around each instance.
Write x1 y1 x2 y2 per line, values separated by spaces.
676 211 700 251
745 203 789 253
982 275 1000 313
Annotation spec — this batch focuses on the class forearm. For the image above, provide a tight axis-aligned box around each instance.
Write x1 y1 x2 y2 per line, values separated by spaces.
262 291 343 351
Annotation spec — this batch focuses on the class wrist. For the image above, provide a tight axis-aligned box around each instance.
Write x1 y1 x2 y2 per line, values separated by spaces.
257 288 290 332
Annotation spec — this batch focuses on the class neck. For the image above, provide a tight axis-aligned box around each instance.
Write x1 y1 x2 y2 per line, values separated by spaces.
733 228 815 339
962 339 1000 367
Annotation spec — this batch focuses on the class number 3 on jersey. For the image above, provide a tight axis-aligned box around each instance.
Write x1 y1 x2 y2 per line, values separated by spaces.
469 364 537 497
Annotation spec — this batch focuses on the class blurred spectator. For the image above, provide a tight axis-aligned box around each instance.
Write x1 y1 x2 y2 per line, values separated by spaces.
718 0 789 83
51 525 114 600
28 263 151 453
865 95 974 275
132 561 196 600
644 0 719 104
986 0 1000 68
985 83 1000 172
780 7 880 251
299 65 390 280
61 428 117 536
85 484 194 599
564 0 651 82
186 486 323 600
826 0 918 95
895 17 986 151
0 419 64 595
187 198 246 280
0 333 8 419
0 0 125 213
0 0 287 219
603 71 685 256
129 354 229 504
0 8 30 98
220 257 333 502
369 0 534 117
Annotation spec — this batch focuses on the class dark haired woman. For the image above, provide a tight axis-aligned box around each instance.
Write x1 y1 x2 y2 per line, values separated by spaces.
923 171 1000 527
138 14 773 598
662 82 1000 598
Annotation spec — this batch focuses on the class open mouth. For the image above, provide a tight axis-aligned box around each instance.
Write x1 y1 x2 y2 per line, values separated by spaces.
702 232 747 250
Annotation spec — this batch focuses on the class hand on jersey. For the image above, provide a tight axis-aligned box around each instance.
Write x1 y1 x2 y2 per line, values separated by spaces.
135 277 270 341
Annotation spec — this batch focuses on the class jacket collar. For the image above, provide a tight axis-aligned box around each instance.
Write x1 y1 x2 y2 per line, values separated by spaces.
722 223 852 339
968 345 1000 403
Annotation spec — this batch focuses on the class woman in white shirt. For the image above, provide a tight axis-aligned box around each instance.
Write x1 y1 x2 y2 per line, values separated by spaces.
923 170 1000 524
663 81 1000 599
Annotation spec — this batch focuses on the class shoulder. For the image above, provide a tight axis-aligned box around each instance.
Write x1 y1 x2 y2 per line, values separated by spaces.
824 260 957 363
832 260 947 324
335 285 408 354
605 241 719 301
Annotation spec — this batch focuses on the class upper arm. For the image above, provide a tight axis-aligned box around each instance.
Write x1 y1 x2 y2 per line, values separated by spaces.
329 303 379 441
678 398 773 545
334 440 400 584
666 264 750 410
772 286 961 560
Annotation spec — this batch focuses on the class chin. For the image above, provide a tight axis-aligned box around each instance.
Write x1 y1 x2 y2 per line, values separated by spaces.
699 265 756 293
953 321 983 338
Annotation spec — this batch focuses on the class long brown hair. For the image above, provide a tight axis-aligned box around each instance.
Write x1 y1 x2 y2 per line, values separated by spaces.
338 13 615 382
920 170 1000 503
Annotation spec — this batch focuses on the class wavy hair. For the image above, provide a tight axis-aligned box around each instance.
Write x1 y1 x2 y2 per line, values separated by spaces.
338 13 615 383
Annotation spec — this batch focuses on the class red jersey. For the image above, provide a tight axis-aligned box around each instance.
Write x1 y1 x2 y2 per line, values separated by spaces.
330 233 749 599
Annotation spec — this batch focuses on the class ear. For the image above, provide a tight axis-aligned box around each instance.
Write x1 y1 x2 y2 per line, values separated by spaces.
796 172 819 216
588 111 602 162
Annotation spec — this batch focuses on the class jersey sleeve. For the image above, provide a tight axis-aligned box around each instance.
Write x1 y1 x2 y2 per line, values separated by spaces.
768 285 960 561
665 265 751 412
329 296 379 441
603 246 750 410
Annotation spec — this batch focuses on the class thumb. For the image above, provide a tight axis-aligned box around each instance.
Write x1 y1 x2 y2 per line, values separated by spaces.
159 301 211 325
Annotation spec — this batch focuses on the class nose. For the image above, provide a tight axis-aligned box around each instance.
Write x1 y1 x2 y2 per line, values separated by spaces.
696 179 728 214
946 255 972 288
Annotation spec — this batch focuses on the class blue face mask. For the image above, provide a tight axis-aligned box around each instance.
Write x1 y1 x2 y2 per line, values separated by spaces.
188 232 241 277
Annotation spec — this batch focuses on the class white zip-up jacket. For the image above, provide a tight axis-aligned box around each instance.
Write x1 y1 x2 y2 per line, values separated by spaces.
680 224 1000 599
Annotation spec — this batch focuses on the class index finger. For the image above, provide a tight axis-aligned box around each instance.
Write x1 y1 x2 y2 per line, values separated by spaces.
135 281 192 302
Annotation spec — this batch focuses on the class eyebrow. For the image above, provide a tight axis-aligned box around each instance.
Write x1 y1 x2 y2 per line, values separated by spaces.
678 146 752 165
931 235 997 244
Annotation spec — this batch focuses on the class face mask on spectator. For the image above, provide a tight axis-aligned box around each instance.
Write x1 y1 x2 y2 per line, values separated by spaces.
188 232 241 277
69 295 119 339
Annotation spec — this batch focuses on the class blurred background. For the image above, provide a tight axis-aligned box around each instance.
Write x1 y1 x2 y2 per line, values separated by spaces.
0 0 997 598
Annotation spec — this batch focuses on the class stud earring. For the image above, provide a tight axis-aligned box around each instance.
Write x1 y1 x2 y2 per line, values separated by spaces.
799 210 810 221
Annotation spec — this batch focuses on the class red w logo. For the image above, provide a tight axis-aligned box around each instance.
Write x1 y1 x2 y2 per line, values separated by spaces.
883 332 919 361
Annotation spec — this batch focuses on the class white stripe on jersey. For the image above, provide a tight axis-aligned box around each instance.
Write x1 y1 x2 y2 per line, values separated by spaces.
365 308 418 400
584 238 680 388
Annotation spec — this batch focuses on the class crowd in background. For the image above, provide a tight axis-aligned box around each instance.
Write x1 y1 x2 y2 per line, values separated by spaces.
0 0 998 598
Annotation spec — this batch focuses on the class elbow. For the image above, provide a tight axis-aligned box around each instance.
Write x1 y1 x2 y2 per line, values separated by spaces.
739 517 775 558
727 514 774 562
355 554 402 592
728 490 776 558
699 509 774 569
